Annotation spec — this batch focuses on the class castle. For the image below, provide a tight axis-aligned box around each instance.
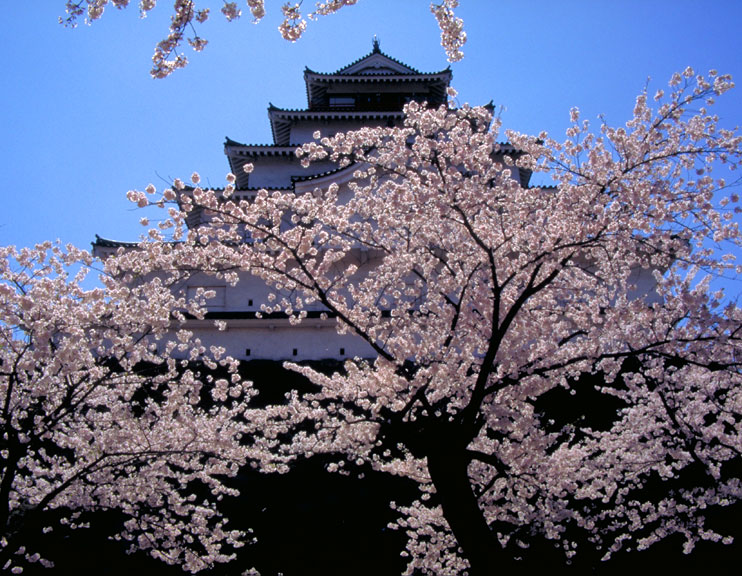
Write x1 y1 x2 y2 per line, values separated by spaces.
91 42 572 362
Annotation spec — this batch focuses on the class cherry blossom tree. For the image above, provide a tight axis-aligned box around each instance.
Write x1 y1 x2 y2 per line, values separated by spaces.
60 0 465 77
0 242 254 573
125 69 742 574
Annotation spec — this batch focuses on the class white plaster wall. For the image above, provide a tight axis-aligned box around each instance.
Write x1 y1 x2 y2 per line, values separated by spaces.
179 320 374 361
291 118 392 144
247 156 339 189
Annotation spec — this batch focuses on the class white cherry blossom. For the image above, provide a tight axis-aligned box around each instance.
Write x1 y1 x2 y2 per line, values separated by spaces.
122 70 742 574
61 1 466 77
0 243 253 573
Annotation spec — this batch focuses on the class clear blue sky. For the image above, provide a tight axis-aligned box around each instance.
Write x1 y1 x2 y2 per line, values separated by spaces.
3 1 742 260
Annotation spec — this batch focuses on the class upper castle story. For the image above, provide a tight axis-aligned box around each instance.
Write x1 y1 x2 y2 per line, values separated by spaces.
94 41 531 256
223 39 455 192
222 40 530 193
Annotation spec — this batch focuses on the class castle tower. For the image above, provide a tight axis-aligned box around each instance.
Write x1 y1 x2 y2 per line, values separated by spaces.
93 44 520 361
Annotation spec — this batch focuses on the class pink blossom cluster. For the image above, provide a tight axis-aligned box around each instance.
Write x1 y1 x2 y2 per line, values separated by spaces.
61 0 467 76
430 0 466 62
221 1 241 21
122 70 742 573
0 243 254 573
277 3 306 42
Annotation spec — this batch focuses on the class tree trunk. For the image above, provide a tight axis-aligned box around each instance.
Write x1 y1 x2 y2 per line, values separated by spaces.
426 438 514 576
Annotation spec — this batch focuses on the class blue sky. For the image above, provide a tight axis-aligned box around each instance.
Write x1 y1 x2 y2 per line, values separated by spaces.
3 1 742 262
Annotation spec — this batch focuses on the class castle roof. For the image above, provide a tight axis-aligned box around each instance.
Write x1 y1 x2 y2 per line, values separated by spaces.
92 234 139 249
267 106 405 146
224 139 301 156
306 38 449 77
303 40 451 111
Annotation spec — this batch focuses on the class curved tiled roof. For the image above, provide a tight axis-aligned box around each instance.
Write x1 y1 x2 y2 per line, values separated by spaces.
305 47 449 77
302 45 452 111
225 138 296 149
291 162 357 183
235 185 294 192
304 71 452 81
268 105 405 117
224 140 301 157
336 47 420 74
92 235 139 248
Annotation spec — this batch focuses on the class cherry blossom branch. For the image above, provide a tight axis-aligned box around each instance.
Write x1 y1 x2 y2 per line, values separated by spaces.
61 0 466 77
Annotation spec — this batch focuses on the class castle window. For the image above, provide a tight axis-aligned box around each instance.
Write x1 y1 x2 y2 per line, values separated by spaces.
329 96 355 108
245 348 251 356
293 348 298 356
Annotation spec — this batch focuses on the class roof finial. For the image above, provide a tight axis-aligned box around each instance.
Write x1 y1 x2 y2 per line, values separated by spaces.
372 36 380 53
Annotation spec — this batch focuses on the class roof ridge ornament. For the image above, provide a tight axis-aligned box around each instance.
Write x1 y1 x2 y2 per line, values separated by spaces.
372 36 380 53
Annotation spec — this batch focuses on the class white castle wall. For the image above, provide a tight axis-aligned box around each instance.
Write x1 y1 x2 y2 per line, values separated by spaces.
180 319 374 361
